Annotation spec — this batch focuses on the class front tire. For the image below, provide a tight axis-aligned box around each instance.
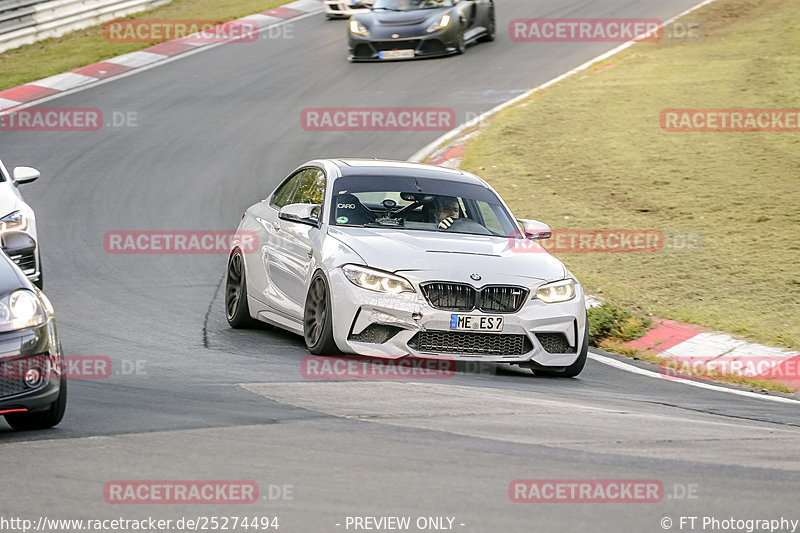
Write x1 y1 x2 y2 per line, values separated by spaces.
455 21 466 54
480 6 495 42
303 273 339 354
5 378 67 431
225 248 259 328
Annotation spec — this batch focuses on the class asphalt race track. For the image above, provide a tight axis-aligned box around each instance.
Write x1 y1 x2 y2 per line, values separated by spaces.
1 0 798 530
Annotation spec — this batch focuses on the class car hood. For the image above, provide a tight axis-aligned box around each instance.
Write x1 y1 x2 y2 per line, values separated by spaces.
372 8 446 25
327 226 567 282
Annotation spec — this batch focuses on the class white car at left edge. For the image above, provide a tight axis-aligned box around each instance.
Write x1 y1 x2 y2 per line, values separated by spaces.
0 157 43 288
325 0 374 19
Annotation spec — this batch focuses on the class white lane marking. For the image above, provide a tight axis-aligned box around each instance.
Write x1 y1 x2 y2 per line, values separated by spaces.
29 72 97 91
661 332 746 359
589 352 800 405
0 97 20 109
244 14 284 27
409 0 722 162
0 11 321 116
105 50 167 68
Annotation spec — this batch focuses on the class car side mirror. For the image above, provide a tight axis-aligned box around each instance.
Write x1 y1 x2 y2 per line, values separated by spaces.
279 203 320 226
1 231 36 257
517 219 552 240
12 166 40 184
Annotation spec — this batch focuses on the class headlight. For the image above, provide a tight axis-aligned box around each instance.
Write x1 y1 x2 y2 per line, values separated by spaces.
534 279 576 304
36 288 55 316
342 265 415 294
349 20 369 36
0 290 46 332
0 211 26 233
427 14 451 32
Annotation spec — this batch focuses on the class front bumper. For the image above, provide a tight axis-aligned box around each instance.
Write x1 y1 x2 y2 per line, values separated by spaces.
328 269 586 366
348 31 458 61
0 320 62 414
1 230 41 286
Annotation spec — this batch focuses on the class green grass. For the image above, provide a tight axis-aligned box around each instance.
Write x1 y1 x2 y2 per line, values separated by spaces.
587 302 651 346
0 0 292 90
461 0 800 349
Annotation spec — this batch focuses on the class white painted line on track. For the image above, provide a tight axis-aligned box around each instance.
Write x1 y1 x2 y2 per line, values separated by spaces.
589 352 800 405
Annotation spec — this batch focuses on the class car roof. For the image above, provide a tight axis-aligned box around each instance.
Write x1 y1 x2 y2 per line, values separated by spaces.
327 159 488 186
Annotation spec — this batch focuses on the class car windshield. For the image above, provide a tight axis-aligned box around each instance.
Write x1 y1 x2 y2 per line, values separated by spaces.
330 175 521 237
372 0 454 11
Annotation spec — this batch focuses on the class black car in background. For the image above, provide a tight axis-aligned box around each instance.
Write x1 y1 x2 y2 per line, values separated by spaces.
348 0 495 61
0 232 66 431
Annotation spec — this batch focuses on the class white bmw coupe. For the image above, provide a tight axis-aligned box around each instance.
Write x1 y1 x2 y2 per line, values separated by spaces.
226 159 588 376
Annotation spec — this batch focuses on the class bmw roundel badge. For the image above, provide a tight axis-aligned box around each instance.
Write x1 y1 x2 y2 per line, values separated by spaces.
470 274 481 281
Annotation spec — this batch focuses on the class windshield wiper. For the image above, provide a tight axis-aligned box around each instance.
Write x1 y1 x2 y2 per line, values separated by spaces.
372 7 403 11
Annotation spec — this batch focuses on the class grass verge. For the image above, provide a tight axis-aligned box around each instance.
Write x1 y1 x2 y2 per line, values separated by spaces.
461 0 800 349
587 301 651 346
0 0 294 91
587 302 795 394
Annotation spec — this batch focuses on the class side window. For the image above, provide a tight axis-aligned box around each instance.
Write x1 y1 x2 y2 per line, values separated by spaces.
478 202 506 234
293 168 326 206
270 170 306 209
293 168 326 220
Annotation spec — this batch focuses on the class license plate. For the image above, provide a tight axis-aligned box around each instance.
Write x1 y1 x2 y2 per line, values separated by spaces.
379 49 415 60
450 314 504 332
